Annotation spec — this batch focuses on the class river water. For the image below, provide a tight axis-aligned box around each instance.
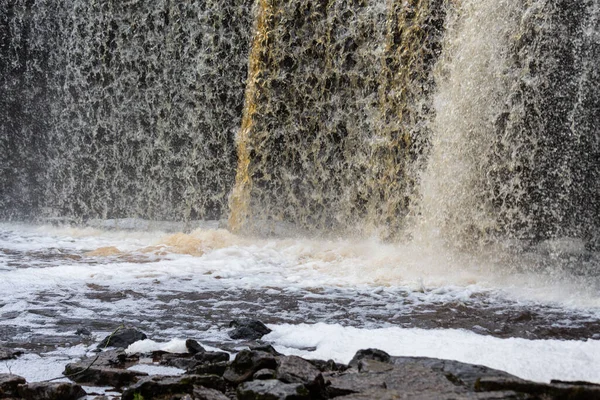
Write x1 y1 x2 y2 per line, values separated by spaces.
1 221 599 385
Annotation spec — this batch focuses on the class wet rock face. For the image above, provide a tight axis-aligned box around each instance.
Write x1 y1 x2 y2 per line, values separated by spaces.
223 350 278 385
0 373 26 398
17 381 87 400
63 350 145 387
121 375 226 400
0 0 254 222
229 319 273 340
97 327 147 349
45 344 600 400
237 379 311 400
0 348 23 361
348 348 391 368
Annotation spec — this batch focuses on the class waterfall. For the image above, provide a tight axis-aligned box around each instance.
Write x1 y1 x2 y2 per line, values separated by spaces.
412 0 524 248
0 0 598 251
1 0 254 221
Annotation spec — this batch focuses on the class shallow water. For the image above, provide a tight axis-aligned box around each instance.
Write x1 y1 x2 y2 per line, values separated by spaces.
0 222 599 384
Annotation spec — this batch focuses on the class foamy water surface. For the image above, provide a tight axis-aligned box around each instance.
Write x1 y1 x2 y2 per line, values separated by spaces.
1 222 599 384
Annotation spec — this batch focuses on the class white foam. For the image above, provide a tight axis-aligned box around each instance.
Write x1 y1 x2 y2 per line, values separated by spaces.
1 223 599 312
0 354 71 382
125 339 189 354
265 323 600 384
127 364 185 376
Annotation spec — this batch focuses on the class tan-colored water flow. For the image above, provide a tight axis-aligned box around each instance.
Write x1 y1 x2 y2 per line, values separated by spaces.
229 0 277 233
229 0 447 238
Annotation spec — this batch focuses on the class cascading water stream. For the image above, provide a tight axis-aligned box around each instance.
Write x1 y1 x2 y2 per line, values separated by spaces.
1 0 599 253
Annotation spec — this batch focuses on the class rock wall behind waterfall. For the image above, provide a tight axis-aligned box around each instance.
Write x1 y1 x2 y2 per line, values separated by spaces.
230 0 447 237
0 0 253 221
0 0 54 219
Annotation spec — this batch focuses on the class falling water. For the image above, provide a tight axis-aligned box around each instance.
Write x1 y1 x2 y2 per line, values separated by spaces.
0 0 598 252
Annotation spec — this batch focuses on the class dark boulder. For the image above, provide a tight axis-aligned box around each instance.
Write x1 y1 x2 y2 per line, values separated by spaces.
189 361 230 376
195 350 230 364
223 350 277 385
0 373 26 398
237 379 311 400
75 327 92 336
158 353 199 371
308 359 347 373
334 388 526 399
97 327 147 349
121 374 226 400
250 344 282 356
186 339 206 354
17 382 86 400
390 356 519 389
121 375 192 400
348 348 391 368
0 348 23 361
229 319 272 340
193 385 231 400
476 377 600 399
327 359 466 398
254 368 277 380
276 356 323 386
63 350 145 387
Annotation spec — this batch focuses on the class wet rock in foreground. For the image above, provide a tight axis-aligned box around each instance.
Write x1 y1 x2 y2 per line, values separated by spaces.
63 350 146 387
237 379 311 400
121 375 226 400
0 348 23 361
228 320 272 340
0 373 26 397
17 382 87 400
46 342 600 400
97 327 147 349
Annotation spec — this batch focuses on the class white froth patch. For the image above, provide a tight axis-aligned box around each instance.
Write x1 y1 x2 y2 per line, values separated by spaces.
0 354 70 382
1 222 598 309
127 364 185 376
264 323 600 384
125 339 229 357
126 339 189 354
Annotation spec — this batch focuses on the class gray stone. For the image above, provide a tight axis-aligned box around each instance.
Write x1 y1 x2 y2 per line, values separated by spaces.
308 359 347 373
476 377 600 399
63 350 145 387
223 350 277 384
121 375 192 400
276 355 323 388
249 344 282 356
17 381 87 400
186 339 205 354
189 361 229 376
348 348 391 368
254 368 277 380
229 319 272 340
193 385 230 400
237 379 311 400
327 361 465 397
390 356 519 389
195 351 230 364
121 374 226 400
0 373 26 397
0 348 23 361
97 327 147 349
159 353 199 371
335 388 527 399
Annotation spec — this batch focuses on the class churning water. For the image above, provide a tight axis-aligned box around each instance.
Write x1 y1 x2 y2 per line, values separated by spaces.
0 0 599 385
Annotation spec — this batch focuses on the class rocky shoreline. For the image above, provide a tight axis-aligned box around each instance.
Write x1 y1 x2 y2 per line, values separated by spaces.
1 323 599 400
